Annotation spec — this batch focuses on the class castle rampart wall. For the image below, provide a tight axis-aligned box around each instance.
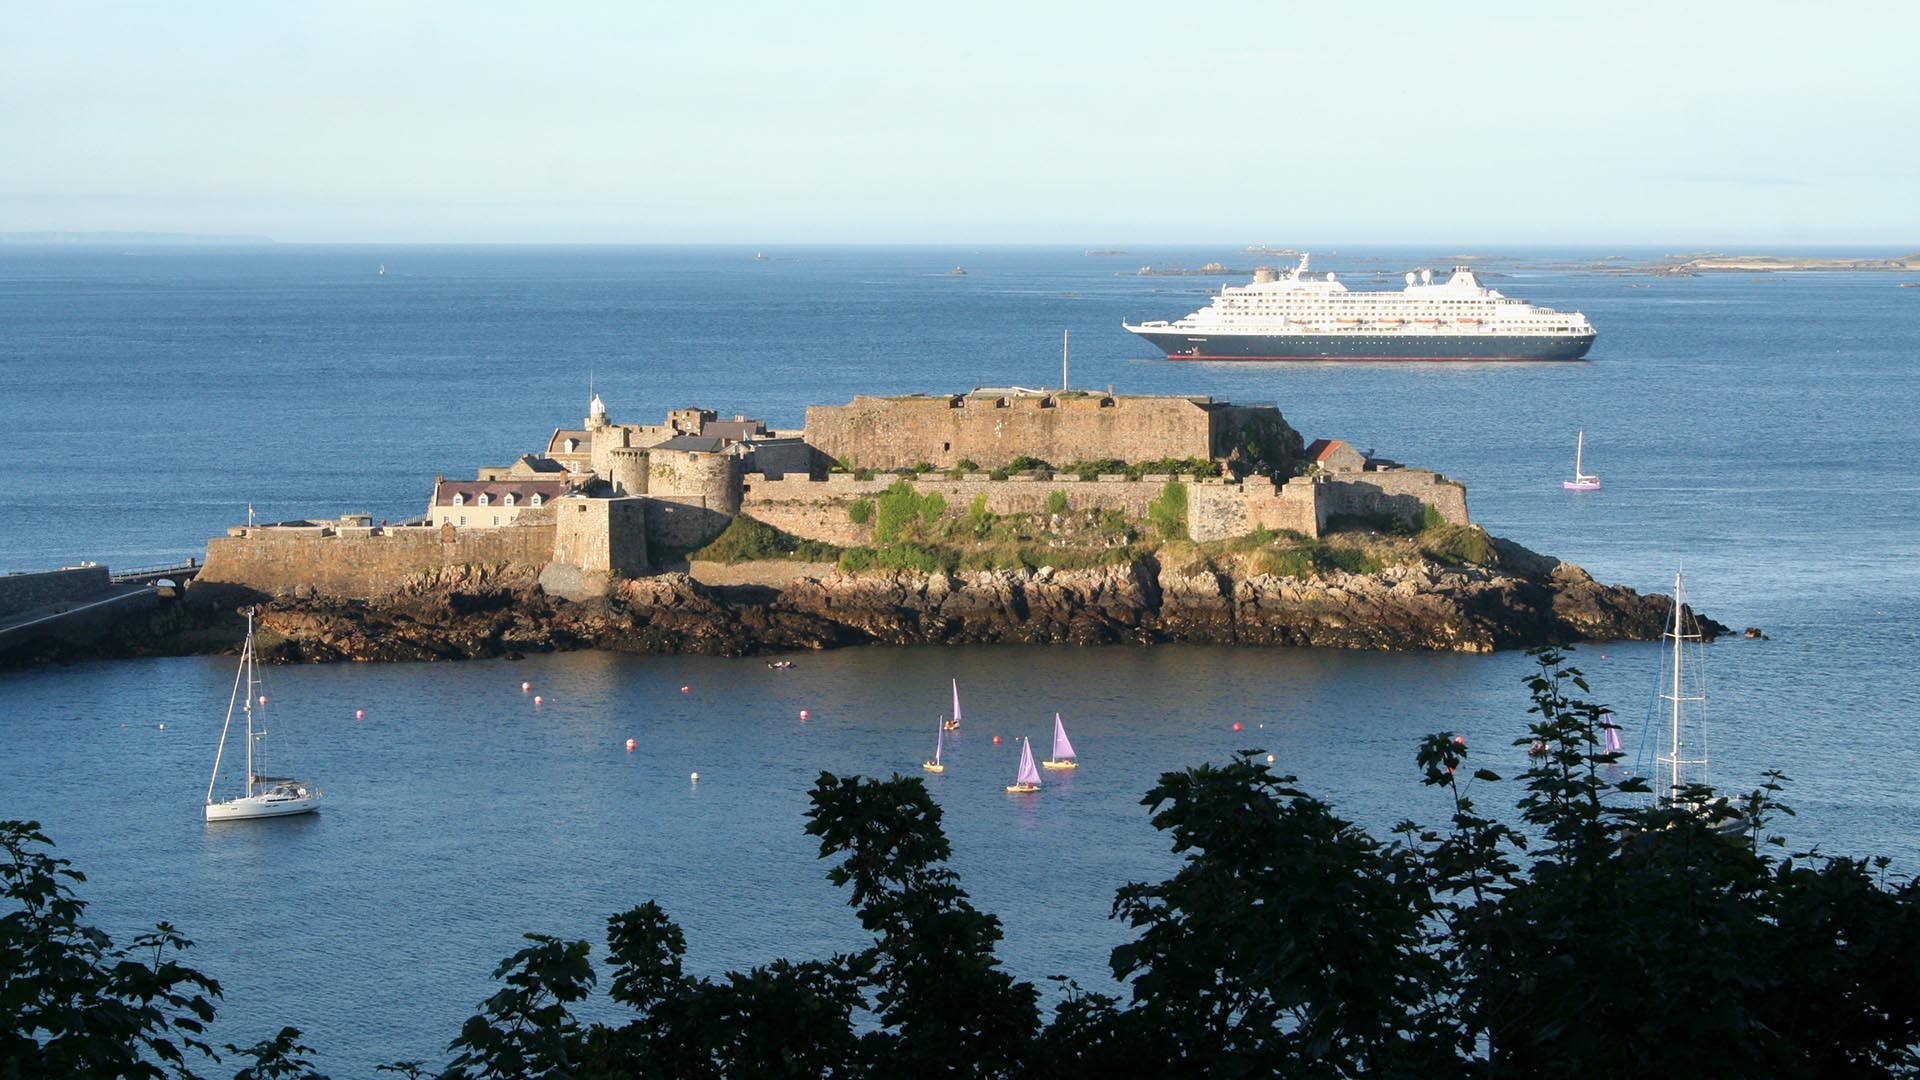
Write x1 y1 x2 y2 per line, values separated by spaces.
199 525 557 599
804 394 1239 470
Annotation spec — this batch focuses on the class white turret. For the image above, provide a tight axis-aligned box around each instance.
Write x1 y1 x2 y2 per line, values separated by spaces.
587 393 608 429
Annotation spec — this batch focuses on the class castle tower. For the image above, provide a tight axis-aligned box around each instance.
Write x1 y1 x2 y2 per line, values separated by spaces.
587 393 609 430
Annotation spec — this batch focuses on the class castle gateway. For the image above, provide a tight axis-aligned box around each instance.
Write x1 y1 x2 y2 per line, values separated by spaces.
803 389 1302 473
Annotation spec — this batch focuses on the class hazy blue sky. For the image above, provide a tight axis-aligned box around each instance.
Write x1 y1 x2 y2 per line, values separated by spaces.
3 1 1914 244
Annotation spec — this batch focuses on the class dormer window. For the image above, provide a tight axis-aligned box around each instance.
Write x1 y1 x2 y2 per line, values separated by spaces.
452 493 466 506
503 493 517 507
476 493 490 507
530 493 544 507
564 438 579 453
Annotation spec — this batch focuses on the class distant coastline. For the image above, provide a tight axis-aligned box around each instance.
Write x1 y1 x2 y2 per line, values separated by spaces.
1590 252 1920 276
0 231 274 246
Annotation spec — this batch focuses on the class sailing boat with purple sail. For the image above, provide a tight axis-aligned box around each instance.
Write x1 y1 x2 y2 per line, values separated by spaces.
922 721 946 773
943 679 962 731
1042 712 1077 770
1007 737 1041 793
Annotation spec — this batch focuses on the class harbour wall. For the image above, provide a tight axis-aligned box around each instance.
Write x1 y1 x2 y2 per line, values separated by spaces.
0 566 113 619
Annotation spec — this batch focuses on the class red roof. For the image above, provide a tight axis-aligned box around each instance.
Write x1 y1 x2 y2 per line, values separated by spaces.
1305 439 1350 462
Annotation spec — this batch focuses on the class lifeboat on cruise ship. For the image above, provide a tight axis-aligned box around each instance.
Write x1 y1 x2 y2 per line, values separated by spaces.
1336 318 1362 325
1457 318 1481 325
1375 318 1404 325
1416 318 1443 324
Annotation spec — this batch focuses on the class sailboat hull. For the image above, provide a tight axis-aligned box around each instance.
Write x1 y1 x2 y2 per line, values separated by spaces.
206 791 320 821
1042 760 1077 770
1563 479 1601 491
1005 783 1040 793
921 762 945 773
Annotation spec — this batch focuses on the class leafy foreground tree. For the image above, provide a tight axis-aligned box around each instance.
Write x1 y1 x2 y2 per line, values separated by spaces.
7 648 1920 1077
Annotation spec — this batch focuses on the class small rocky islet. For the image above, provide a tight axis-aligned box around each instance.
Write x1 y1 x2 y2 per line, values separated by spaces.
8 388 1723 666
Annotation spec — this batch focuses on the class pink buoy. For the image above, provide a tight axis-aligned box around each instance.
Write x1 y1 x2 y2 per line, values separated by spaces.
258 696 267 705
991 735 1001 744
1232 721 1243 732
799 709 809 720
534 695 543 705
521 681 531 692
625 738 636 751
354 709 365 720
681 685 690 694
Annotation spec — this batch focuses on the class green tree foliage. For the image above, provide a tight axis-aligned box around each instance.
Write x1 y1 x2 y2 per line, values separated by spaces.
846 499 873 525
1046 490 1069 516
0 819 320 1079
872 481 948 543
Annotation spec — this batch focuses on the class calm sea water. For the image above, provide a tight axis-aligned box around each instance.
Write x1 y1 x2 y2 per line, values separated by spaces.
2 245 1918 1073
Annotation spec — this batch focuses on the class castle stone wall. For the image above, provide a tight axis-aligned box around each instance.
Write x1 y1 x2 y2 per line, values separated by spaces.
803 393 1274 471
1316 469 1469 530
199 525 556 599
0 566 112 619
741 474 1177 546
551 497 649 575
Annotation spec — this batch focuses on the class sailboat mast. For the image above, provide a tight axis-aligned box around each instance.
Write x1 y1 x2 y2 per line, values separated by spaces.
1669 572 1683 799
1575 431 1584 476
243 616 256 798
206 624 247 805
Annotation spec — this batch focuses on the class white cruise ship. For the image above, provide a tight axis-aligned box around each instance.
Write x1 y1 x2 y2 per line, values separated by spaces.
1123 255 1597 361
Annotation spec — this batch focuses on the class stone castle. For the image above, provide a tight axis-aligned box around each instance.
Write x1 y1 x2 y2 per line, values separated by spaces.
199 387 1471 599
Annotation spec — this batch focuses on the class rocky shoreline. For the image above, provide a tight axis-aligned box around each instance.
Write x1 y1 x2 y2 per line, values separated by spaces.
17 536 1721 666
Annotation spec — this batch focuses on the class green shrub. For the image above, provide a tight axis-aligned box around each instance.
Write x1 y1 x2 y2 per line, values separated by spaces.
837 542 957 575
954 458 978 473
912 461 935 474
1047 490 1069 515
847 499 874 525
1148 481 1188 540
691 514 840 564
1006 455 1052 473
964 492 996 537
1422 504 1448 531
919 492 948 528
1067 458 1128 481
852 467 876 482
1422 524 1498 567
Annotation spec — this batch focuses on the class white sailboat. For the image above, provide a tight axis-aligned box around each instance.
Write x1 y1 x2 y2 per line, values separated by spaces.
1650 571 1710 803
205 609 321 821
1006 737 1041 793
942 678 962 731
922 721 946 773
1563 430 1601 491
1042 712 1077 770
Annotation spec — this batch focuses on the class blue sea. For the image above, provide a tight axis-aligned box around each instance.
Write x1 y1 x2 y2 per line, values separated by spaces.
3 245 1918 1073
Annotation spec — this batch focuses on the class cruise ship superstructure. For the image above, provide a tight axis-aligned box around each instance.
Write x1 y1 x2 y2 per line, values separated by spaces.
1123 255 1596 361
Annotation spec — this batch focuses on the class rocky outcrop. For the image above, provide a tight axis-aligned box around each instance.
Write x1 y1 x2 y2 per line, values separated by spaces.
177 541 1720 664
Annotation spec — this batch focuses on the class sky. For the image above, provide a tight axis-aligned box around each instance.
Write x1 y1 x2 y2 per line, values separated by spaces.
2 1 1915 245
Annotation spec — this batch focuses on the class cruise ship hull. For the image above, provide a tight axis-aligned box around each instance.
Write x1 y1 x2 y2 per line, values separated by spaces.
1128 329 1596 362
